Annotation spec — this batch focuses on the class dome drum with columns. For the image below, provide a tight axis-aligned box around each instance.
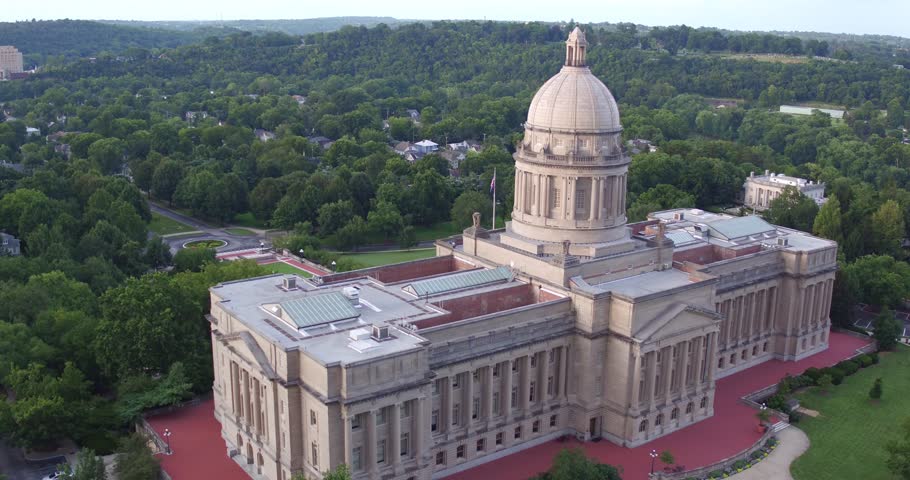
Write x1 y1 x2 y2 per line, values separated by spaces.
505 27 633 252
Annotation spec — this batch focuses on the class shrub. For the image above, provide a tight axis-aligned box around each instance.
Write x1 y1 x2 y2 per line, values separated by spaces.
750 450 764 460
836 360 860 376
870 378 883 399
732 459 749 470
789 410 802 424
870 352 880 364
803 367 823 383
821 367 845 385
766 393 788 411
858 354 874 368
708 470 725 478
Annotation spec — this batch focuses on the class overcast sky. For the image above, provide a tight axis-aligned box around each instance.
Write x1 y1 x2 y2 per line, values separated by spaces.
3 0 909 38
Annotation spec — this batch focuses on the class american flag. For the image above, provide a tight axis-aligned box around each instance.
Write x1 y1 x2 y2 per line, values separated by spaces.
490 170 496 195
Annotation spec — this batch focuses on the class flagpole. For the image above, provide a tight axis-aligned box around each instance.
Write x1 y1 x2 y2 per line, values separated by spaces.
491 167 496 230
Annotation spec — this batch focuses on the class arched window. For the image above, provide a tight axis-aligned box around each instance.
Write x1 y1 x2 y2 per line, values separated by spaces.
671 408 679 420
686 402 694 414
655 414 663 426
639 420 648 433
700 397 708 409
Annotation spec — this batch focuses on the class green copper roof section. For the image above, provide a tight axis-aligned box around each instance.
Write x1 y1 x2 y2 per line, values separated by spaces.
706 215 775 241
404 266 512 297
279 292 359 328
665 230 697 246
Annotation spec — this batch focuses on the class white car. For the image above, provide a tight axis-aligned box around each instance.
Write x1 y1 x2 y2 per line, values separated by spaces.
42 472 69 480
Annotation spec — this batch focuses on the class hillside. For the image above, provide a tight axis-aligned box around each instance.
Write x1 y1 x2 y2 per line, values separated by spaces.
103 16 413 36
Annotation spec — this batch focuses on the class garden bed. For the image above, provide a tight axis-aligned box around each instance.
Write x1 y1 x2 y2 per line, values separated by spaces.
183 239 226 249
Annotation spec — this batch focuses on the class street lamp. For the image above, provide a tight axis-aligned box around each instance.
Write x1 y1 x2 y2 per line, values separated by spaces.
331 260 337 272
649 449 658 475
299 249 304 259
163 428 172 455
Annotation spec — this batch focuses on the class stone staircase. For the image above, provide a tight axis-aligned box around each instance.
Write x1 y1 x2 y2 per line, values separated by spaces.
772 421 789 432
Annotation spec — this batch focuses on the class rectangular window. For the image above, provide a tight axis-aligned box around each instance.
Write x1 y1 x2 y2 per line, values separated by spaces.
529 381 536 402
352 447 362 470
514 426 522 439
476 438 485 451
452 375 460 389
472 398 480 419
376 408 386 425
551 188 561 208
456 445 465 458
495 432 503 445
435 451 445 466
511 387 518 407
493 364 500 377
512 361 518 373
530 355 537 368
431 410 439 432
351 414 361 430
310 410 317 426
472 370 479 382
549 350 556 363
433 380 441 395
547 376 554 396
532 420 540 433
376 440 386 464
763 341 769 352
400 433 409 457
549 415 557 427
311 442 319 468
492 392 500 415
452 404 460 426
401 402 411 418
576 190 586 210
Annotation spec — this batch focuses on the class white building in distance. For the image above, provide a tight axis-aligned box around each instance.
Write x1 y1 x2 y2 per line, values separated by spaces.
743 170 826 211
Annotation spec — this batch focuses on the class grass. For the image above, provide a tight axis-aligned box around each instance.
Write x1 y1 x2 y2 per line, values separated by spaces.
790 345 910 480
224 228 257 236
339 248 436 267
233 212 269 229
184 239 226 249
413 221 462 242
263 261 313 278
715 53 811 64
148 212 196 236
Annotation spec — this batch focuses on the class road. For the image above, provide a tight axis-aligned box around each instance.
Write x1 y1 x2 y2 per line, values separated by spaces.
0 440 67 480
149 203 266 254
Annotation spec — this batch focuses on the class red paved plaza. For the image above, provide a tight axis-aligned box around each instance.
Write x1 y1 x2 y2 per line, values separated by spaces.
147 331 868 480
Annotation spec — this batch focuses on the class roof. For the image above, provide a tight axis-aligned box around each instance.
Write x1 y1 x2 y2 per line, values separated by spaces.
415 139 438 147
665 230 698 246
278 292 359 328
403 267 511 297
526 63 620 133
706 216 775 241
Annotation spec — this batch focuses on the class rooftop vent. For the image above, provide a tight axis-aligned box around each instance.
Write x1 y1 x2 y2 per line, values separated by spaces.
777 237 789 247
673 212 685 221
270 305 282 317
282 276 297 290
343 286 360 307
348 328 371 341
371 324 391 341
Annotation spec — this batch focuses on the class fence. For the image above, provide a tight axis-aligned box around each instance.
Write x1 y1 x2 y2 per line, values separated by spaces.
649 428 775 480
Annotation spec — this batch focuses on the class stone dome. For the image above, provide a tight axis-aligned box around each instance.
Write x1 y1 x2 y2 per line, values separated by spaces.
525 67 621 133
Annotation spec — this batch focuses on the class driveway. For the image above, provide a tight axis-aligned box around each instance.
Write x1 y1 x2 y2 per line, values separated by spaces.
0 440 68 480
149 203 268 255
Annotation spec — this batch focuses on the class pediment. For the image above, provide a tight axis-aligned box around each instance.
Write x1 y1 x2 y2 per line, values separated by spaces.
223 331 279 380
634 302 718 342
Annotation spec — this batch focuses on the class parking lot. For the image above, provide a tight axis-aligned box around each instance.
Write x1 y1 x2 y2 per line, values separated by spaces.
0 442 67 480
853 304 910 338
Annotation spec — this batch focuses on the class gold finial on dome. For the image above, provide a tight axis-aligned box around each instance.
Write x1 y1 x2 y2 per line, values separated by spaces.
565 27 587 67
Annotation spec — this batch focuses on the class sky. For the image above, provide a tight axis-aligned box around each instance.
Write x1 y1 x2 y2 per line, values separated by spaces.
3 0 909 38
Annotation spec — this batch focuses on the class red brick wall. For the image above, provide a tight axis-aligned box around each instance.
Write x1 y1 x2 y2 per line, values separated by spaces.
538 287 564 302
414 283 534 329
322 256 457 284
672 243 764 266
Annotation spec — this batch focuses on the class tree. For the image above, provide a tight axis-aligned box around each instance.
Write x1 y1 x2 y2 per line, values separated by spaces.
843 255 910 308
322 463 352 480
88 138 125 174
450 191 492 229
764 186 819 232
886 418 910 479
335 216 367 251
870 377 883 400
62 448 107 480
812 196 844 244
756 408 772 425
627 184 695 222
398 225 417 250
817 374 833 393
366 201 403 239
872 200 905 258
888 98 906 130
874 308 902 351
114 434 160 480
660 450 675 467
531 448 622 480
144 236 173 269
173 247 216 273
318 200 355 236
249 177 285 222
150 159 183 204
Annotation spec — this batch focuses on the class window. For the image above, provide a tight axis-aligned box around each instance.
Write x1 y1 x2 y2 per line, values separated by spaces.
741 349 747 360
401 402 411 418
655 414 663 426
530 355 537 368
351 414 361 430
352 447 362 471
433 379 440 395
514 426 522 439
400 433 409 457
452 376 459 389
472 398 480 419
532 420 540 433
686 402 693 414
431 410 439 432
452 404 460 426
472 370 479 382
639 420 648 433
512 361 518 372
377 440 386 464
311 442 319 468
511 386 518 407
547 376 554 396
763 341 769 352
495 432 504 445
493 364 500 377
476 438 485 451
730 353 736 365
718 357 724 369
310 410 317 426
529 381 536 402
492 392 500 414
456 445 465 458
671 408 679 420
376 408 386 425
576 190 586 210
752 345 758 356
551 188 561 208
700 397 707 409
550 415 557 427
435 451 445 466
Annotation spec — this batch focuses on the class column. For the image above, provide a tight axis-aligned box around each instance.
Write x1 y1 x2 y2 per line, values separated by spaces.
767 287 778 331
646 351 657 407
502 360 513 416
344 415 353 466
366 410 377 472
519 356 531 412
562 346 571 399
792 287 806 338
482 366 493 420
542 175 549 218
538 350 550 404
662 347 673 404
679 340 690 393
443 376 453 432
628 347 642 413
754 290 766 337
589 178 599 221
531 174 539 216
745 293 755 340
604 177 613 219
706 333 718 383
803 285 815 331
564 177 572 220
822 279 834 325
391 403 401 465
414 398 427 462
465 371 474 426
556 347 566 397
693 336 704 393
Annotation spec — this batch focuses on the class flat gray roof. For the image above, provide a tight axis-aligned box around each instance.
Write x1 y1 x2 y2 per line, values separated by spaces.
706 216 775 240
585 269 695 299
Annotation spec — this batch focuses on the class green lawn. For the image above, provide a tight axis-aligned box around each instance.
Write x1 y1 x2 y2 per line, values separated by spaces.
149 212 196 236
224 227 257 236
791 345 910 480
339 249 436 267
185 239 226 249
413 221 462 242
264 261 313 277
233 212 269 229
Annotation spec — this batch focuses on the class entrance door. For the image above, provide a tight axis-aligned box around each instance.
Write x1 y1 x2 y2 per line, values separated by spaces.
588 417 600 439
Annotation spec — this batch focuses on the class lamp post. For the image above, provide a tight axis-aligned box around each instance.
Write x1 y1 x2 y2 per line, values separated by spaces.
331 260 336 272
163 428 172 455
299 248 304 259
649 449 658 475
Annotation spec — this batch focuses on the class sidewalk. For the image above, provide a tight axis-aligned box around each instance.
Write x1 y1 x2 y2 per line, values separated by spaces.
727 427 808 480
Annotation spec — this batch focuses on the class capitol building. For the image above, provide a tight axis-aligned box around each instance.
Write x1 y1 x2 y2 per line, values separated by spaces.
208 29 837 480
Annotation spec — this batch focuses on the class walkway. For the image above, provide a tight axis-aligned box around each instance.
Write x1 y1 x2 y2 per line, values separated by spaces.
447 332 870 480
726 426 808 480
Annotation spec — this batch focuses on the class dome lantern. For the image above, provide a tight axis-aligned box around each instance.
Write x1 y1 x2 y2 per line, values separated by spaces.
566 27 587 67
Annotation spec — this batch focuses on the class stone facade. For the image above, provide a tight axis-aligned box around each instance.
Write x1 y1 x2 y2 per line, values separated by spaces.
209 29 837 480
0 46 24 79
743 170 826 211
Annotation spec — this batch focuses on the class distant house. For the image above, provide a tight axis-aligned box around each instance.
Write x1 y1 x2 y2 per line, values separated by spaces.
25 127 40 137
405 109 421 122
627 139 657 154
447 140 482 152
184 111 209 122
393 141 413 155
0 160 25 173
414 139 439 154
291 95 307 105
54 143 72 159
254 129 277 142
0 232 20 256
779 105 845 119
306 136 334 150
743 170 827 211
440 149 466 173
46 131 72 143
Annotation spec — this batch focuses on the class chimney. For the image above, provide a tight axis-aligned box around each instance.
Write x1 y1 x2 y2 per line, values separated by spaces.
371 324 390 341
764 169 770 176
750 171 755 177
